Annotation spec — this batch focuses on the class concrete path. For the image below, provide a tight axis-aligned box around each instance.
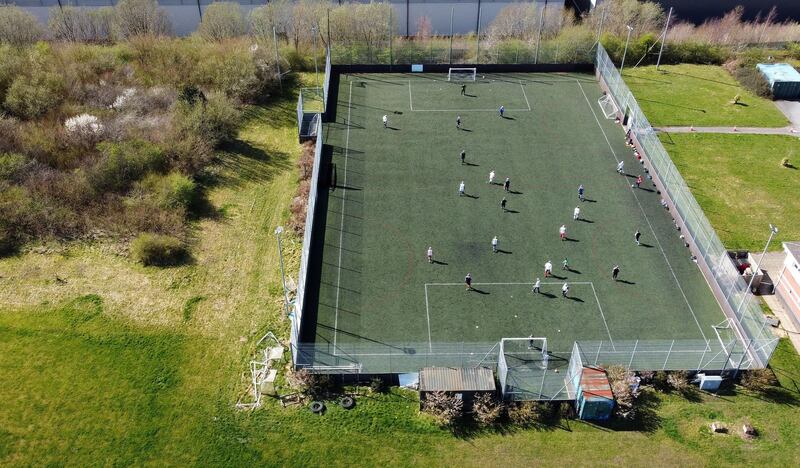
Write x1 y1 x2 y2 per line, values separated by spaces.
775 100 800 129
655 126 800 136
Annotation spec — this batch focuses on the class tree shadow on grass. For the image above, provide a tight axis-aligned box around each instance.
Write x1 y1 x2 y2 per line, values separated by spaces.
589 389 662 433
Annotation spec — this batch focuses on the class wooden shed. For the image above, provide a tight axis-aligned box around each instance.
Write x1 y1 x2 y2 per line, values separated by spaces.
419 367 496 409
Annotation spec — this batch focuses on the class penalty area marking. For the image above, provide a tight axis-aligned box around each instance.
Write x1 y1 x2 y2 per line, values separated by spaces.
424 281 614 352
408 80 532 112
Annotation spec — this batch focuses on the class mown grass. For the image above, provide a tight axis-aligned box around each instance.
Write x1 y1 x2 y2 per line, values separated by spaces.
1 73 800 466
623 64 789 127
660 132 800 251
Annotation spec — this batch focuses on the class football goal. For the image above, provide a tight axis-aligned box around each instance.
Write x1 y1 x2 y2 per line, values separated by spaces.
598 94 619 119
448 67 477 82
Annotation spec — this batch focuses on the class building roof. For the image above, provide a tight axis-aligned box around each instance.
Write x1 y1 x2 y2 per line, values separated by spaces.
419 367 495 392
784 242 800 260
757 63 800 85
580 367 614 401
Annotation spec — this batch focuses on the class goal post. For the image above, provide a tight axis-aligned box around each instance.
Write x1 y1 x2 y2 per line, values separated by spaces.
448 67 477 82
598 94 619 120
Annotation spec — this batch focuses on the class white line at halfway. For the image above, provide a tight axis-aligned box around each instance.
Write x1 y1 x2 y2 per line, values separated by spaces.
425 282 594 286
576 80 708 343
589 282 616 350
333 80 353 353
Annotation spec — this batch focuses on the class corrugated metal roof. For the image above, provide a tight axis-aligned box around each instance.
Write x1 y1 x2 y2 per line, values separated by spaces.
784 242 800 260
757 63 800 85
580 367 614 400
419 367 495 392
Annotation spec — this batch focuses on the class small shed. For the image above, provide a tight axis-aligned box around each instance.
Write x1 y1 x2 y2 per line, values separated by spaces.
576 367 614 421
756 63 800 100
419 367 495 408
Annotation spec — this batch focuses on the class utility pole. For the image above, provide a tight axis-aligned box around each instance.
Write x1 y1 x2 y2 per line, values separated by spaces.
656 7 673 70
476 4 482 64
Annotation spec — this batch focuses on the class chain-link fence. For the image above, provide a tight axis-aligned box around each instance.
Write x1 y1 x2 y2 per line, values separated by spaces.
595 43 779 370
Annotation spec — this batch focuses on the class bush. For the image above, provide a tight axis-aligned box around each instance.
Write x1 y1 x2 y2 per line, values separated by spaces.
130 232 187 266
137 172 197 210
507 401 546 427
0 117 20 153
666 371 692 393
49 6 115 43
0 153 29 182
369 377 388 394
607 365 638 420
286 368 332 399
175 93 241 148
90 139 165 193
730 66 773 99
3 72 65 120
421 391 463 427
472 393 503 427
198 2 247 41
113 0 172 40
0 185 38 254
0 6 43 46
741 368 777 392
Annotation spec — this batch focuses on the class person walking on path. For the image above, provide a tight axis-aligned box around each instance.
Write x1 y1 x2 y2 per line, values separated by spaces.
532 277 541 294
612 264 620 281
465 273 473 290
492 236 499 253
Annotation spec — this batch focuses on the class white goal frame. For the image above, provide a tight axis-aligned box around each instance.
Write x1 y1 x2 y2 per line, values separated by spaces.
598 94 619 119
448 67 477 82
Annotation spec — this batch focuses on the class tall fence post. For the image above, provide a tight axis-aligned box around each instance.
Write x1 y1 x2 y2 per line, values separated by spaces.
534 3 545 64
656 7 673 70
663 340 674 370
448 7 454 64
628 340 639 368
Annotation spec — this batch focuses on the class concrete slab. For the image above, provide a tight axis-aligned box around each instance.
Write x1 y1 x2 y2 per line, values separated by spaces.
775 100 800 129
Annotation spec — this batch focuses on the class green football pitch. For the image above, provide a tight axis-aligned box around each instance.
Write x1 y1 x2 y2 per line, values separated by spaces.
303 72 727 370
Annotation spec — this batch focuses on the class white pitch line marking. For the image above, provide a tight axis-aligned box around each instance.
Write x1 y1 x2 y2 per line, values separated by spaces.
333 80 354 353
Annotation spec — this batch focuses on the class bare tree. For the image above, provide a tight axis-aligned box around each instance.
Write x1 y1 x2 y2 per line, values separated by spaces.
49 6 114 43
289 0 327 50
198 2 246 41
249 0 293 42
0 6 43 46
416 16 433 39
486 2 538 42
113 0 172 40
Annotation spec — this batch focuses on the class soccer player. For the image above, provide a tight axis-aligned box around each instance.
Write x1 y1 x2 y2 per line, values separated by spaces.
460 150 466 165
499 105 505 117
635 230 641 246
501 197 507 212
635 175 643 188
573 206 580 221
612 264 620 281
503 177 510 192
488 170 496 184
492 236 498 253
459 180 465 196
544 260 553 278
559 224 567 241
427 246 433 263
456 115 462 129
532 277 541 294
382 115 388 128
465 273 473 290
617 160 625 174
578 184 585 202
562 282 569 298
562 258 569 270
461 84 466 96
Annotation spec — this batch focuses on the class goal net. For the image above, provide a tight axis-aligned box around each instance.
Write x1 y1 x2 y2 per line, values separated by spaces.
448 67 477 82
598 94 619 119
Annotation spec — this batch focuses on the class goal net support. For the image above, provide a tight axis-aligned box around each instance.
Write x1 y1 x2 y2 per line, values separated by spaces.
598 94 619 119
448 67 477 82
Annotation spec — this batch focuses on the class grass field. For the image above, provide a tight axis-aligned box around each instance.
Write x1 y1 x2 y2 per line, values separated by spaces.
302 72 728 371
623 65 789 128
1 73 800 466
660 132 800 251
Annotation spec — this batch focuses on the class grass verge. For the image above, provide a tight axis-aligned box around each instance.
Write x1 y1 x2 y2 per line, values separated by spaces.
623 64 788 128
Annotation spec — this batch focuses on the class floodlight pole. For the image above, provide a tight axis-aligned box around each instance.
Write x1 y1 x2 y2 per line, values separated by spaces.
595 2 607 46
620 25 633 72
732 224 778 378
476 4 482 64
534 1 546 64
312 25 320 90
449 7 454 64
656 7 673 70
275 226 291 317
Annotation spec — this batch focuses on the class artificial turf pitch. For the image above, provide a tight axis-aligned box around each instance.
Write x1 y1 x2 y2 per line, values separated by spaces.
301 72 727 370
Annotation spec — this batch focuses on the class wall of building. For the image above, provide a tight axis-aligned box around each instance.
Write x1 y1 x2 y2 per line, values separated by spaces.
776 253 800 329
